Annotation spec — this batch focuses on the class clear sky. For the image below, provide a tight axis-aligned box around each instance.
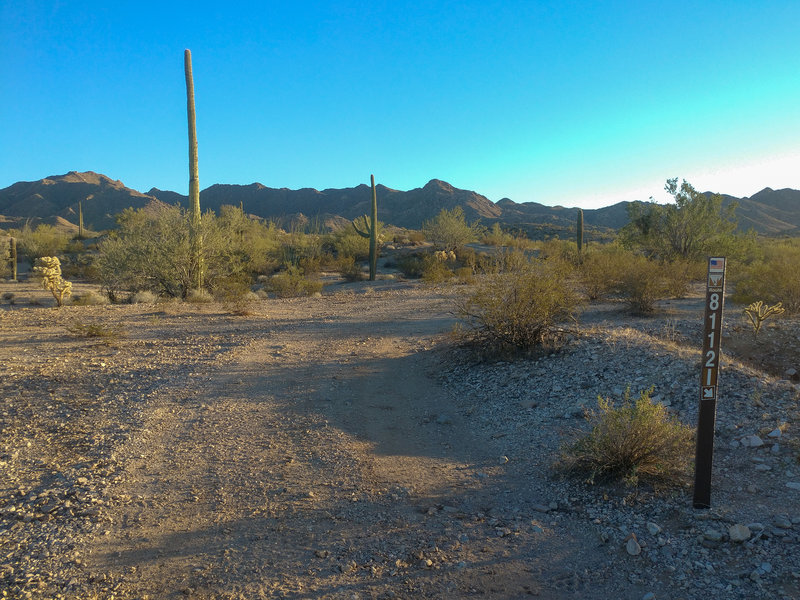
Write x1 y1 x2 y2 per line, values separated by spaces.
2 1 799 209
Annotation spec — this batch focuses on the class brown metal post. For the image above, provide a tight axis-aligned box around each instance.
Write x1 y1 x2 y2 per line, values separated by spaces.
693 257 727 508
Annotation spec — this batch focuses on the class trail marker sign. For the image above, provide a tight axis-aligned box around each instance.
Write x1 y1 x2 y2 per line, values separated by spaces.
693 256 727 508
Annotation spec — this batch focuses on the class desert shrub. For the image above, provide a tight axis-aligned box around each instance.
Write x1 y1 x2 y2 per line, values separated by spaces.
2 292 15 305
96 204 260 300
731 240 800 313
33 256 72 307
268 267 323 298
660 258 704 298
473 248 532 275
537 239 579 263
326 227 372 261
71 290 109 306
613 254 670 315
456 259 581 355
408 230 425 244
186 288 213 303
66 320 126 343
422 207 485 251
396 253 426 278
421 255 454 283
15 224 70 262
131 290 158 304
337 256 365 281
455 266 475 284
559 387 694 488
579 246 626 300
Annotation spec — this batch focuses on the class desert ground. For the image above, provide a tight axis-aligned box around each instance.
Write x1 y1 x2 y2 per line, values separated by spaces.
1 275 799 599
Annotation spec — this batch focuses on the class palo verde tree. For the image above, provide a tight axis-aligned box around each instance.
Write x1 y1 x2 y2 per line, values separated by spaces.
184 49 204 289
422 206 484 252
620 178 737 261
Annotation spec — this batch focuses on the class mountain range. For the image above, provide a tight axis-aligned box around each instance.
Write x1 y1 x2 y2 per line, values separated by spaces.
1 171 799 238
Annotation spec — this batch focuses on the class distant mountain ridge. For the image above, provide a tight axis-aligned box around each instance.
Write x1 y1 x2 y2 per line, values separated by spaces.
1 171 798 237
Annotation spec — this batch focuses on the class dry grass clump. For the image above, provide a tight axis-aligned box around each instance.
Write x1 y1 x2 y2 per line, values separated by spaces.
71 290 109 306
559 387 694 488
66 320 126 343
131 290 159 304
186 288 214 303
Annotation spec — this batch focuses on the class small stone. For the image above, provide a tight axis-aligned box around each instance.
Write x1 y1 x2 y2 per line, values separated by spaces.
771 444 780 454
786 482 800 491
755 464 771 471
746 435 764 447
642 593 656 600
646 522 661 536
728 524 751 542
760 562 773 574
703 529 723 542
626 537 642 556
435 415 452 425
774 515 792 529
768 428 782 438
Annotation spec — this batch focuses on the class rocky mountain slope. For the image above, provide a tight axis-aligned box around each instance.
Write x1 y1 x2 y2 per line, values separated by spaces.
1 171 798 236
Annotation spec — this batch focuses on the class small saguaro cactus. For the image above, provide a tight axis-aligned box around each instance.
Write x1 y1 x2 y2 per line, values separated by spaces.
33 256 72 307
10 237 17 281
576 208 584 256
352 174 380 281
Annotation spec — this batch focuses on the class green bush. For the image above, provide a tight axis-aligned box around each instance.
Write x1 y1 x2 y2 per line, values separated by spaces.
422 207 485 251
421 255 454 283
613 254 670 315
579 245 631 300
456 259 580 355
396 253 426 278
337 255 366 282
268 267 323 298
559 387 694 488
731 240 800 313
15 224 70 262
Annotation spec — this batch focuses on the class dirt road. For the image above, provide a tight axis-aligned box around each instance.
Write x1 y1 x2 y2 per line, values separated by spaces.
85 285 606 599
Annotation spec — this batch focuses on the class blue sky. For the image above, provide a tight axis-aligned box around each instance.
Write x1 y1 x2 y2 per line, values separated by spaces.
2 1 799 209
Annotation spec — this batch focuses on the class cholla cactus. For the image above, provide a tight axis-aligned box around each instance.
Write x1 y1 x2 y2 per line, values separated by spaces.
743 300 784 336
33 256 72 307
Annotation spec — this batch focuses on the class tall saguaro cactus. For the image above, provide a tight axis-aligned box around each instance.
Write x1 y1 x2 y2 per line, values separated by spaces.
78 200 85 239
353 174 379 281
9 237 17 281
184 49 204 290
576 208 584 256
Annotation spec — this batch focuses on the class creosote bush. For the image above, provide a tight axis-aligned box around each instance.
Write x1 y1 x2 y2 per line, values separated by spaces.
559 387 695 488
456 259 580 356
